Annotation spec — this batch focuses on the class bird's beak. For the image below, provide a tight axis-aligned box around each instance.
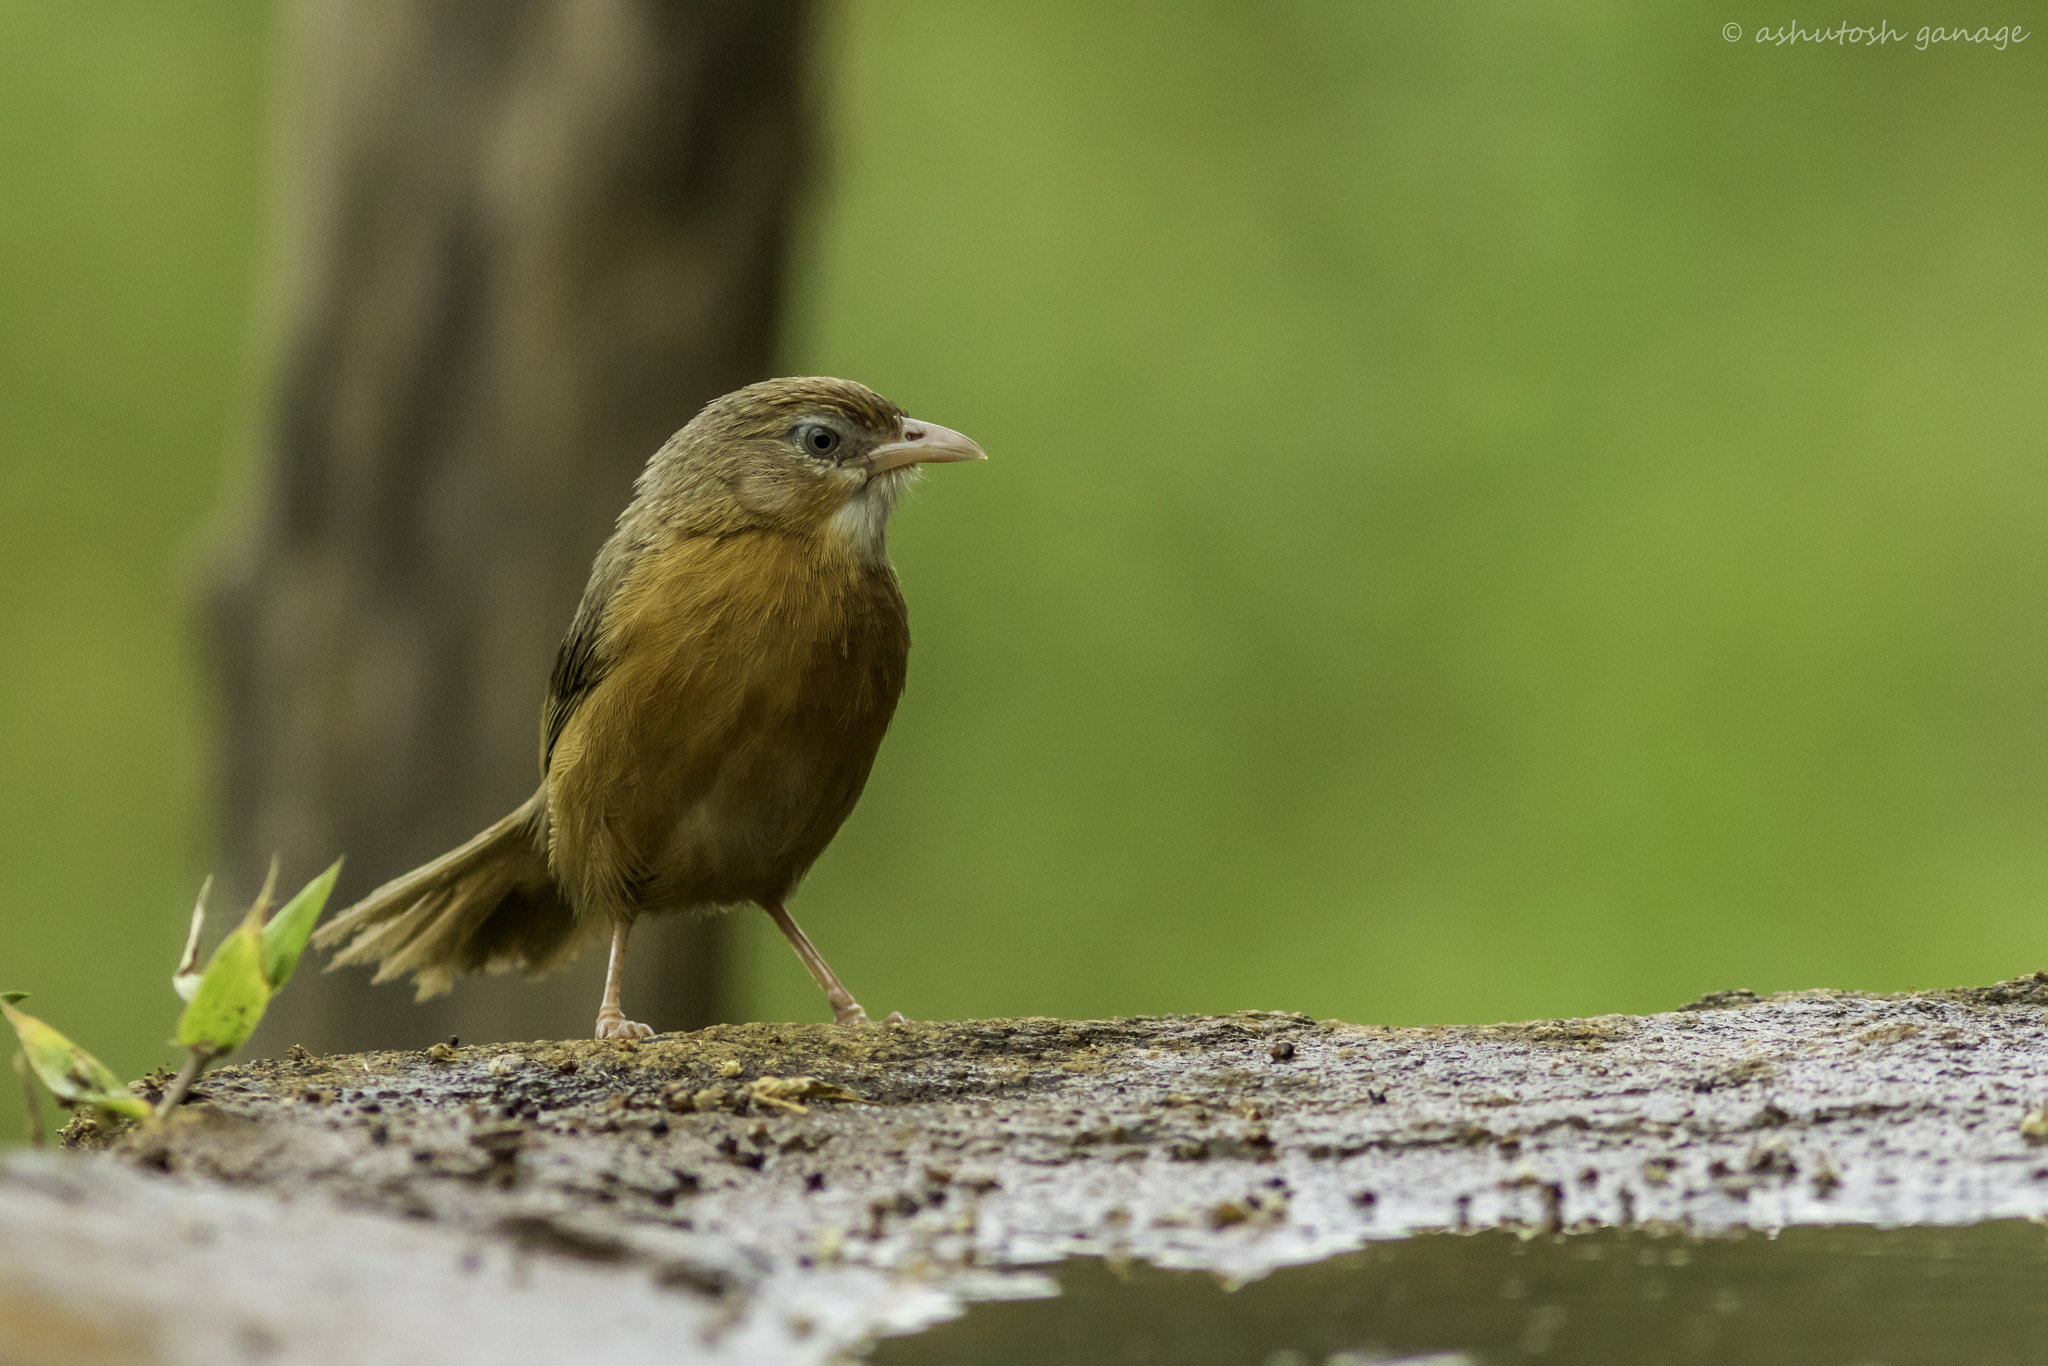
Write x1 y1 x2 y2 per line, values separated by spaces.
863 418 987 477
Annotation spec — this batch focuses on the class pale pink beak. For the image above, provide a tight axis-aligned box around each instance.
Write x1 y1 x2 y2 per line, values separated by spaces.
864 417 987 476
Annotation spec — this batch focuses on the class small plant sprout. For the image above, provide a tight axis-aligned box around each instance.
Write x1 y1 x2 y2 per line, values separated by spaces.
159 858 342 1116
0 993 154 1133
2 857 341 1135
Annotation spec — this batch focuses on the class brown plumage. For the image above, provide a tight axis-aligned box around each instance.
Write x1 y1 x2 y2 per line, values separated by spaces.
313 377 985 1036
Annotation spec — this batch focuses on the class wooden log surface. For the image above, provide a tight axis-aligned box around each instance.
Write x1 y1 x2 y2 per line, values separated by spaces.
9 977 2048 1364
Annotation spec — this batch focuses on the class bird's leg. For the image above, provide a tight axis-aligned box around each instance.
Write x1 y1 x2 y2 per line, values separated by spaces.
593 921 654 1040
760 900 903 1027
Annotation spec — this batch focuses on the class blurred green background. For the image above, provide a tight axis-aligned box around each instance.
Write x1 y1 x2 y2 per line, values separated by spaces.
3 1 2046 1139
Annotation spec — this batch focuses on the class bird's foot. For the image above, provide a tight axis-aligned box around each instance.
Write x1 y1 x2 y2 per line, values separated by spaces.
831 1002 909 1027
595 1012 654 1041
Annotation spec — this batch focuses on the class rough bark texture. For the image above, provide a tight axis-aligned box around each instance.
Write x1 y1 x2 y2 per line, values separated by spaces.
206 0 813 1056
10 980 2048 1363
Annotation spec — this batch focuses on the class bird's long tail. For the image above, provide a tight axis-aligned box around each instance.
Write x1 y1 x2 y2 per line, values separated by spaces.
312 791 585 1000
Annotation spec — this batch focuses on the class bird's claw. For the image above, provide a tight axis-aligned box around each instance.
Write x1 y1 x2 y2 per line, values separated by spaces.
832 1004 909 1027
595 1014 654 1041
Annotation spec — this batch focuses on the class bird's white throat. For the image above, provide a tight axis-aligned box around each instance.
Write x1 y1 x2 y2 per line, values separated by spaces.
827 467 917 564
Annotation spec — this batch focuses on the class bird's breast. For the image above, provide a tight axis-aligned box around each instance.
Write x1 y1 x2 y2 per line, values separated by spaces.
612 530 909 720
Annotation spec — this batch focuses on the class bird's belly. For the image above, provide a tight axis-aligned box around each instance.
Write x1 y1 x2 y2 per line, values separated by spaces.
642 712 881 906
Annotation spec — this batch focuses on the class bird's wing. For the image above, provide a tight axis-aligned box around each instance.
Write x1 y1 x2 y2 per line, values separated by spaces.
542 520 653 771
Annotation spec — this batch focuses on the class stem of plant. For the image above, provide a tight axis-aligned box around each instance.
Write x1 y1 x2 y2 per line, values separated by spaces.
14 1051 42 1147
156 1045 215 1120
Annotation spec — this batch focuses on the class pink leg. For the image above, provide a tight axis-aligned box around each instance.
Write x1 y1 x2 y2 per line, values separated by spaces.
593 921 653 1040
761 900 902 1027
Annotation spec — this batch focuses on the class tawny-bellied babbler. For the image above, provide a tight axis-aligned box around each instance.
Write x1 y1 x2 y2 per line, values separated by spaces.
313 377 985 1038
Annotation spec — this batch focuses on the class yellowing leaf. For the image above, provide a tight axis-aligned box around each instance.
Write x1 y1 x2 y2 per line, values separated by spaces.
1 997 151 1121
261 859 341 989
745 1074 871 1115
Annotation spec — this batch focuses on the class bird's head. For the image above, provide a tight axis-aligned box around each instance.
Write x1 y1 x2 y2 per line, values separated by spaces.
644 376 985 560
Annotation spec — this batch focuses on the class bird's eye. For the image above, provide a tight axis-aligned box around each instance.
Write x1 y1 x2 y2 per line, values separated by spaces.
793 423 841 459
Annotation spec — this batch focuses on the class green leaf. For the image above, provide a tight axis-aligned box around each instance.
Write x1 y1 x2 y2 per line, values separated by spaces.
0 999 151 1121
261 859 341 989
175 915 272 1056
0 991 26 1006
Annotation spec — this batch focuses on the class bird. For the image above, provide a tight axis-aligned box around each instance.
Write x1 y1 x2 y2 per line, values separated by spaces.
312 376 985 1038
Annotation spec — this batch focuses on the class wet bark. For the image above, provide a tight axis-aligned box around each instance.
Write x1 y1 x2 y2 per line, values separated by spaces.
10 980 2048 1363
205 0 813 1055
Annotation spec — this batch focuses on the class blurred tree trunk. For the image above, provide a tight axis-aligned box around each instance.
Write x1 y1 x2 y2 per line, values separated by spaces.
207 0 813 1055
